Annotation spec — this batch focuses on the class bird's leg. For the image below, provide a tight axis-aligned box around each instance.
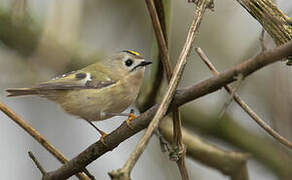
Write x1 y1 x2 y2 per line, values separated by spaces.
101 112 129 117
100 110 137 129
125 109 136 129
85 119 107 145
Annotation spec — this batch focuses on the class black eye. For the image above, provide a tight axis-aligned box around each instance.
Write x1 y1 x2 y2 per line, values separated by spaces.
125 59 133 67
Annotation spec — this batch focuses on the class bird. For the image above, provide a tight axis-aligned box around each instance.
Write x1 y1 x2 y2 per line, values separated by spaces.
6 50 152 142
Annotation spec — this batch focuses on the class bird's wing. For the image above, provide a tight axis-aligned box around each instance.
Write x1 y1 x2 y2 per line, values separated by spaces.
7 66 117 97
38 70 117 90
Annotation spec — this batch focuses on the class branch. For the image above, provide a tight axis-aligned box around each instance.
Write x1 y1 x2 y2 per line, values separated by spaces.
28 151 47 176
143 0 210 179
174 41 292 106
259 29 267 52
195 47 292 148
42 41 292 180
236 0 292 46
182 106 292 178
137 0 169 112
160 119 249 180
0 101 91 180
109 1 211 179
236 0 292 64
144 0 172 81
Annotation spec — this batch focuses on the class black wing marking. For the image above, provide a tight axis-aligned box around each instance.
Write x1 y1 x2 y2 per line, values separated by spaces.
38 70 117 90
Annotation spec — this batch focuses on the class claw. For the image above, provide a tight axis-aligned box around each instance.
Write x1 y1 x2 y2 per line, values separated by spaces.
99 131 108 146
85 119 108 146
126 109 136 129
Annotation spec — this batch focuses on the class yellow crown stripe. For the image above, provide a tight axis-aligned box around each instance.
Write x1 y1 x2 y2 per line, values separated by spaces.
125 50 141 56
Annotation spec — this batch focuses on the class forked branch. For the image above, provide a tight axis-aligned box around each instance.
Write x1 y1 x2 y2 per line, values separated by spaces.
195 47 292 148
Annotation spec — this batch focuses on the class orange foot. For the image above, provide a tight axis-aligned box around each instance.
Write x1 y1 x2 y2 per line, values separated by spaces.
99 130 108 146
126 109 136 129
85 119 108 146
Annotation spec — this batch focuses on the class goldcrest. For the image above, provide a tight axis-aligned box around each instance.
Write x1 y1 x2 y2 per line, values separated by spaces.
7 50 151 138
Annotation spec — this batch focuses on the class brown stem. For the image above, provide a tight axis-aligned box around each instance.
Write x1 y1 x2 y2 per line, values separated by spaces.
138 0 168 112
195 47 292 149
0 101 91 180
28 151 47 176
145 0 172 81
108 1 211 178
143 0 191 179
160 119 249 180
236 0 292 46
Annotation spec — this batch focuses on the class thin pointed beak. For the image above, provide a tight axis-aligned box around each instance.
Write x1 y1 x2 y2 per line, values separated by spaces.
131 60 152 72
139 60 152 67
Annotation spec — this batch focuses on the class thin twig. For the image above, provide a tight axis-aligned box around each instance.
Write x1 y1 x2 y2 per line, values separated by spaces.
170 2 212 179
218 74 243 118
195 47 292 149
146 0 171 155
160 119 249 180
138 0 168 112
109 1 210 179
28 151 47 176
172 107 188 179
42 41 292 180
155 129 170 152
0 101 91 180
259 29 267 52
145 0 172 81
144 0 191 179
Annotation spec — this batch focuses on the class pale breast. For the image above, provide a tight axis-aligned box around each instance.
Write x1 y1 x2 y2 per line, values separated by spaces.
60 79 141 121
54 69 145 121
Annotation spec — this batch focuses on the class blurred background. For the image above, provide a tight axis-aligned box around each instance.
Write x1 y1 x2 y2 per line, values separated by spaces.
0 0 292 179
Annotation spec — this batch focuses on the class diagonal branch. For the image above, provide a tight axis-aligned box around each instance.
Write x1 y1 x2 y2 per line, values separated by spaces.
195 47 292 148
174 41 292 106
236 0 292 64
28 151 47 176
109 1 211 179
143 0 192 179
42 41 292 180
235 0 292 46
0 101 91 180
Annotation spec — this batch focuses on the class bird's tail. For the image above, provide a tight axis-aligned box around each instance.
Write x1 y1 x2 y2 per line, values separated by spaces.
6 88 39 97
